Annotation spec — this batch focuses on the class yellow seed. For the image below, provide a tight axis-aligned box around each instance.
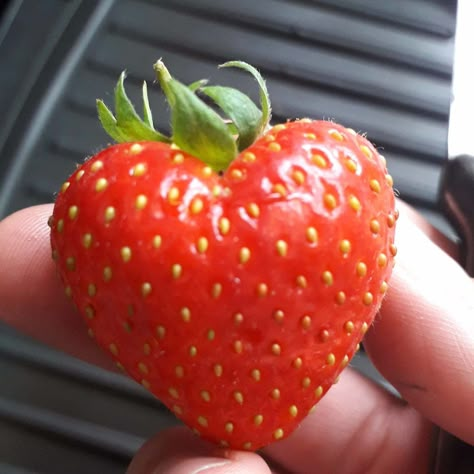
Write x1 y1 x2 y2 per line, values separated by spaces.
196 237 209 254
276 240 288 257
189 346 197 357
314 386 323 398
169 387 179 399
329 129 344 141
104 206 116 222
230 168 244 180
265 134 275 142
175 366 184 378
219 440 229 447
273 124 286 132
389 243 398 256
363 292 374 305
82 233 93 249
233 313 244 325
361 322 369 334
123 321 132 333
103 266 112 282
152 235 162 248
345 158 357 173
87 283 97 297
135 194 148 209
91 160 104 172
344 321 355 334
190 198 204 214
273 310 284 323
87 328 94 338
271 388 281 399
85 305 95 319
257 283 268 297
168 186 180 204
347 128 357 136
172 264 182 279
64 286 72 298
181 307 191 323
360 144 372 159
56 219 64 233
61 182 70 193
239 247 251 264
95 178 108 192
386 174 394 187
143 343 151 355
212 283 222 299
76 170 85 181
326 353 336 365
141 282 152 297
296 275 307 288
218 217 230 235
213 364 223 377
271 343 281 356
268 142 281 152
369 179 381 193
173 152 184 164
130 143 143 154
198 416 208 428
52 249 59 261
202 166 213 177
370 219 380 234
246 202 260 218
387 214 396 228
319 329 330 342
341 355 350 367
306 226 318 243
156 325 166 339
356 262 367 277
225 422 234 433
120 247 132 262
274 428 284 440
233 340 243 354
336 291 346 305
66 257 76 271
254 414 263 425
138 362 148 375
243 151 256 162
272 183 287 196
301 315 312 330
300 118 312 123
233 391 244 404
356 343 361 351
322 270 334 286
292 169 305 185
68 206 79 220
378 253 388 267
289 405 298 417
172 405 183 415
311 154 327 168
302 377 311 388
131 163 147 176
251 369 261 381
324 193 337 210
141 379 150 389
349 195 361 212
380 281 389 294
293 357 303 369
109 343 118 356
304 132 316 140
339 239 351 254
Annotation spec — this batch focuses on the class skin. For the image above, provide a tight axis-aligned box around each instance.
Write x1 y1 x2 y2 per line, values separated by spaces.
0 200 472 474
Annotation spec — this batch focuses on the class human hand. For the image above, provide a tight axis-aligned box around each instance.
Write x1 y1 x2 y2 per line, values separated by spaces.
0 201 472 474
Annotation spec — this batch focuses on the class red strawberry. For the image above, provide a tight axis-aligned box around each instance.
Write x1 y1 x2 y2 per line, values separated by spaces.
50 60 397 451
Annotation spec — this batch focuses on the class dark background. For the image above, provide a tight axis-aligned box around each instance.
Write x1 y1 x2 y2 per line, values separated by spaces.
0 1 458 472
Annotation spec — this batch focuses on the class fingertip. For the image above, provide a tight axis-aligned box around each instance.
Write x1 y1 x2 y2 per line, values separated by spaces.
127 427 271 474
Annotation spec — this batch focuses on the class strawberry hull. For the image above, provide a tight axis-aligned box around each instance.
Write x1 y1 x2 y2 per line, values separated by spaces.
51 120 396 450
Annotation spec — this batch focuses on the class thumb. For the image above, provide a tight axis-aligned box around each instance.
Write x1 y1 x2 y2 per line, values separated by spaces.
127 426 271 474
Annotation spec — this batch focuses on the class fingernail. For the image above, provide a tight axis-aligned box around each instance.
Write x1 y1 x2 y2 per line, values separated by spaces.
192 460 232 473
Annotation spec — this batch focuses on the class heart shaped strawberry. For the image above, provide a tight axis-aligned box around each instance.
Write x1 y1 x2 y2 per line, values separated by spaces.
50 60 397 451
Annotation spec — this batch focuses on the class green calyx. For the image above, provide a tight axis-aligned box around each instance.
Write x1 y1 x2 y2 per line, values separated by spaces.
97 60 272 171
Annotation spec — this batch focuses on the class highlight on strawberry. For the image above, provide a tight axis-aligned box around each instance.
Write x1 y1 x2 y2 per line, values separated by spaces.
49 59 397 451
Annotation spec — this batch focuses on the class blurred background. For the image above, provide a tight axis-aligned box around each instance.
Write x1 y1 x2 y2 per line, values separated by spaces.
0 1 458 472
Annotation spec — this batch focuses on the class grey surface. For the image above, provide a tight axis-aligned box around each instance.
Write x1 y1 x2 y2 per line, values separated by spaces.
0 0 458 472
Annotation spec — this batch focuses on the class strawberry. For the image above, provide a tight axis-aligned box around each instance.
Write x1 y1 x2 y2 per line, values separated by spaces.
50 60 397 451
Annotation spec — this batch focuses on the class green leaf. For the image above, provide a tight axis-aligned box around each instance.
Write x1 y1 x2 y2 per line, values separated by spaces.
200 85 262 151
96 71 170 143
219 61 272 134
142 81 154 128
188 79 209 92
154 60 237 170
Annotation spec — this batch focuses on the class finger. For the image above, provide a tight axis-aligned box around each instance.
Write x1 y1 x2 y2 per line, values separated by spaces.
0 205 116 370
263 369 433 474
127 426 271 474
364 208 474 444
